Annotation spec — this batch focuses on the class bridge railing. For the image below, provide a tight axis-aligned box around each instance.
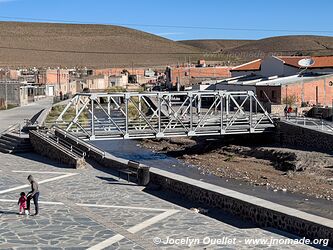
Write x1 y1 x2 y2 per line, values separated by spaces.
284 115 333 133
53 91 275 140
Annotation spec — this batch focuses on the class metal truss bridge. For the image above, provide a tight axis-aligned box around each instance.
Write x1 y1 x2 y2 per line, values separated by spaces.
53 91 275 140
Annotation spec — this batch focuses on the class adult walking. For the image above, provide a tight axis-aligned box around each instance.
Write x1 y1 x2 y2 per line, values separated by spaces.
27 175 39 216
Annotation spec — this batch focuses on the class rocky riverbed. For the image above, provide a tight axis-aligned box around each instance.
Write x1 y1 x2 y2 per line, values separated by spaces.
139 137 333 200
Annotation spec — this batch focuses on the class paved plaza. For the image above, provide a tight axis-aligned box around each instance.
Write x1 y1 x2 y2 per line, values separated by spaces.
0 152 317 249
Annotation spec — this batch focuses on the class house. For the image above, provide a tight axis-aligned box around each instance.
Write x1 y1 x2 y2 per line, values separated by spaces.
38 69 70 96
83 75 108 91
93 68 145 77
0 80 45 107
230 56 333 77
109 74 128 88
144 69 155 77
217 73 333 108
166 66 231 87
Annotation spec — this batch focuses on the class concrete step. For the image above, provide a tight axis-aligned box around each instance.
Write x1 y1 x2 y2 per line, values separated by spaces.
4 132 29 141
0 134 20 143
0 146 12 154
0 132 32 154
16 143 33 149
0 138 18 146
13 147 33 153
0 142 15 150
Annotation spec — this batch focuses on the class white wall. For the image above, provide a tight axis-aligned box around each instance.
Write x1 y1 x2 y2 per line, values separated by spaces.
109 74 128 87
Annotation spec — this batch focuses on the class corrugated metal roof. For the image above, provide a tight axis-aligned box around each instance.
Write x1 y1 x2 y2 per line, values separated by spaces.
218 74 333 87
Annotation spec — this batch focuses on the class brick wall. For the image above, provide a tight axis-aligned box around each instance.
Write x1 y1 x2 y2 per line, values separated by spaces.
281 75 333 106
94 68 145 76
170 67 231 85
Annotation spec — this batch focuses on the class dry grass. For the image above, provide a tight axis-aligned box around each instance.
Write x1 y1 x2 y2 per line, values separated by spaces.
45 105 89 128
179 39 253 52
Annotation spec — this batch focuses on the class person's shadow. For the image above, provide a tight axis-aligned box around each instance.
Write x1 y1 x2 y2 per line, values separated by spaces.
0 210 22 215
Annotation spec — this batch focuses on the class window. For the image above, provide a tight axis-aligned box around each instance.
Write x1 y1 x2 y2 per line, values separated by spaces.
272 90 275 99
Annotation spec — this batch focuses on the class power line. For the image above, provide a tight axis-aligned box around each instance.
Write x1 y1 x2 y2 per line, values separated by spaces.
0 45 331 55
1 15 333 34
0 46 208 54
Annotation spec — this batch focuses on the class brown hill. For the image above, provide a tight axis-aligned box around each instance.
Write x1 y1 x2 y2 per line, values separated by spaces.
228 35 333 55
179 36 333 64
0 21 203 68
179 39 253 52
1 22 332 68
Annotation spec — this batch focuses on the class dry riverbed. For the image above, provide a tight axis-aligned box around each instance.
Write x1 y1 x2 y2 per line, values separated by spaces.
139 137 333 201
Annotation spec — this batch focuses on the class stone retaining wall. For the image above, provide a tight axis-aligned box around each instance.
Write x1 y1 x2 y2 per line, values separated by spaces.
277 121 333 153
150 168 333 247
54 130 129 169
29 131 85 169
54 129 150 185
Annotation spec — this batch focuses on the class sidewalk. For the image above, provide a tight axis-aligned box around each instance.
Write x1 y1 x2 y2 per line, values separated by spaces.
0 97 53 133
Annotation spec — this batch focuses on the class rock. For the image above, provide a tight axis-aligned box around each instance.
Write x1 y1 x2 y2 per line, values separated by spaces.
190 208 200 213
198 207 209 214
282 188 287 192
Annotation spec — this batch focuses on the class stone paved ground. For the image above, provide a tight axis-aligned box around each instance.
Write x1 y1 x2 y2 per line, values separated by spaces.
0 152 320 249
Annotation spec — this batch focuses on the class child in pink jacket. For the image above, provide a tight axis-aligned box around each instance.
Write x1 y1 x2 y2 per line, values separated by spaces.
18 192 27 215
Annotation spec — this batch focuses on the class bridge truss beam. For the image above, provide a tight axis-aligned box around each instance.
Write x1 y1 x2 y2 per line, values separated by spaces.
54 91 275 140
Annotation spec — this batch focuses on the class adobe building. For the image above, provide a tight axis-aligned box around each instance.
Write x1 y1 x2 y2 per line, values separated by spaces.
166 65 231 87
225 56 333 110
93 68 145 77
0 80 45 107
83 75 109 92
38 69 70 97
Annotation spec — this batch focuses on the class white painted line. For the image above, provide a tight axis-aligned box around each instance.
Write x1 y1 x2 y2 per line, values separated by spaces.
88 209 179 250
128 209 179 234
0 173 78 194
0 199 64 205
76 203 171 212
87 234 125 250
12 170 76 175
0 184 30 195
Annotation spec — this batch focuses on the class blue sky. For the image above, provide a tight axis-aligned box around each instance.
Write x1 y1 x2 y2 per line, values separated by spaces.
0 0 332 40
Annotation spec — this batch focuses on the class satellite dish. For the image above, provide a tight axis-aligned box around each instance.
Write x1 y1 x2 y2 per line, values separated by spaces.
298 58 315 68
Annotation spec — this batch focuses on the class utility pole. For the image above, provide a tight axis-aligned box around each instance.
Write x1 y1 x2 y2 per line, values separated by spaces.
188 56 191 86
5 78 8 109
177 67 181 91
